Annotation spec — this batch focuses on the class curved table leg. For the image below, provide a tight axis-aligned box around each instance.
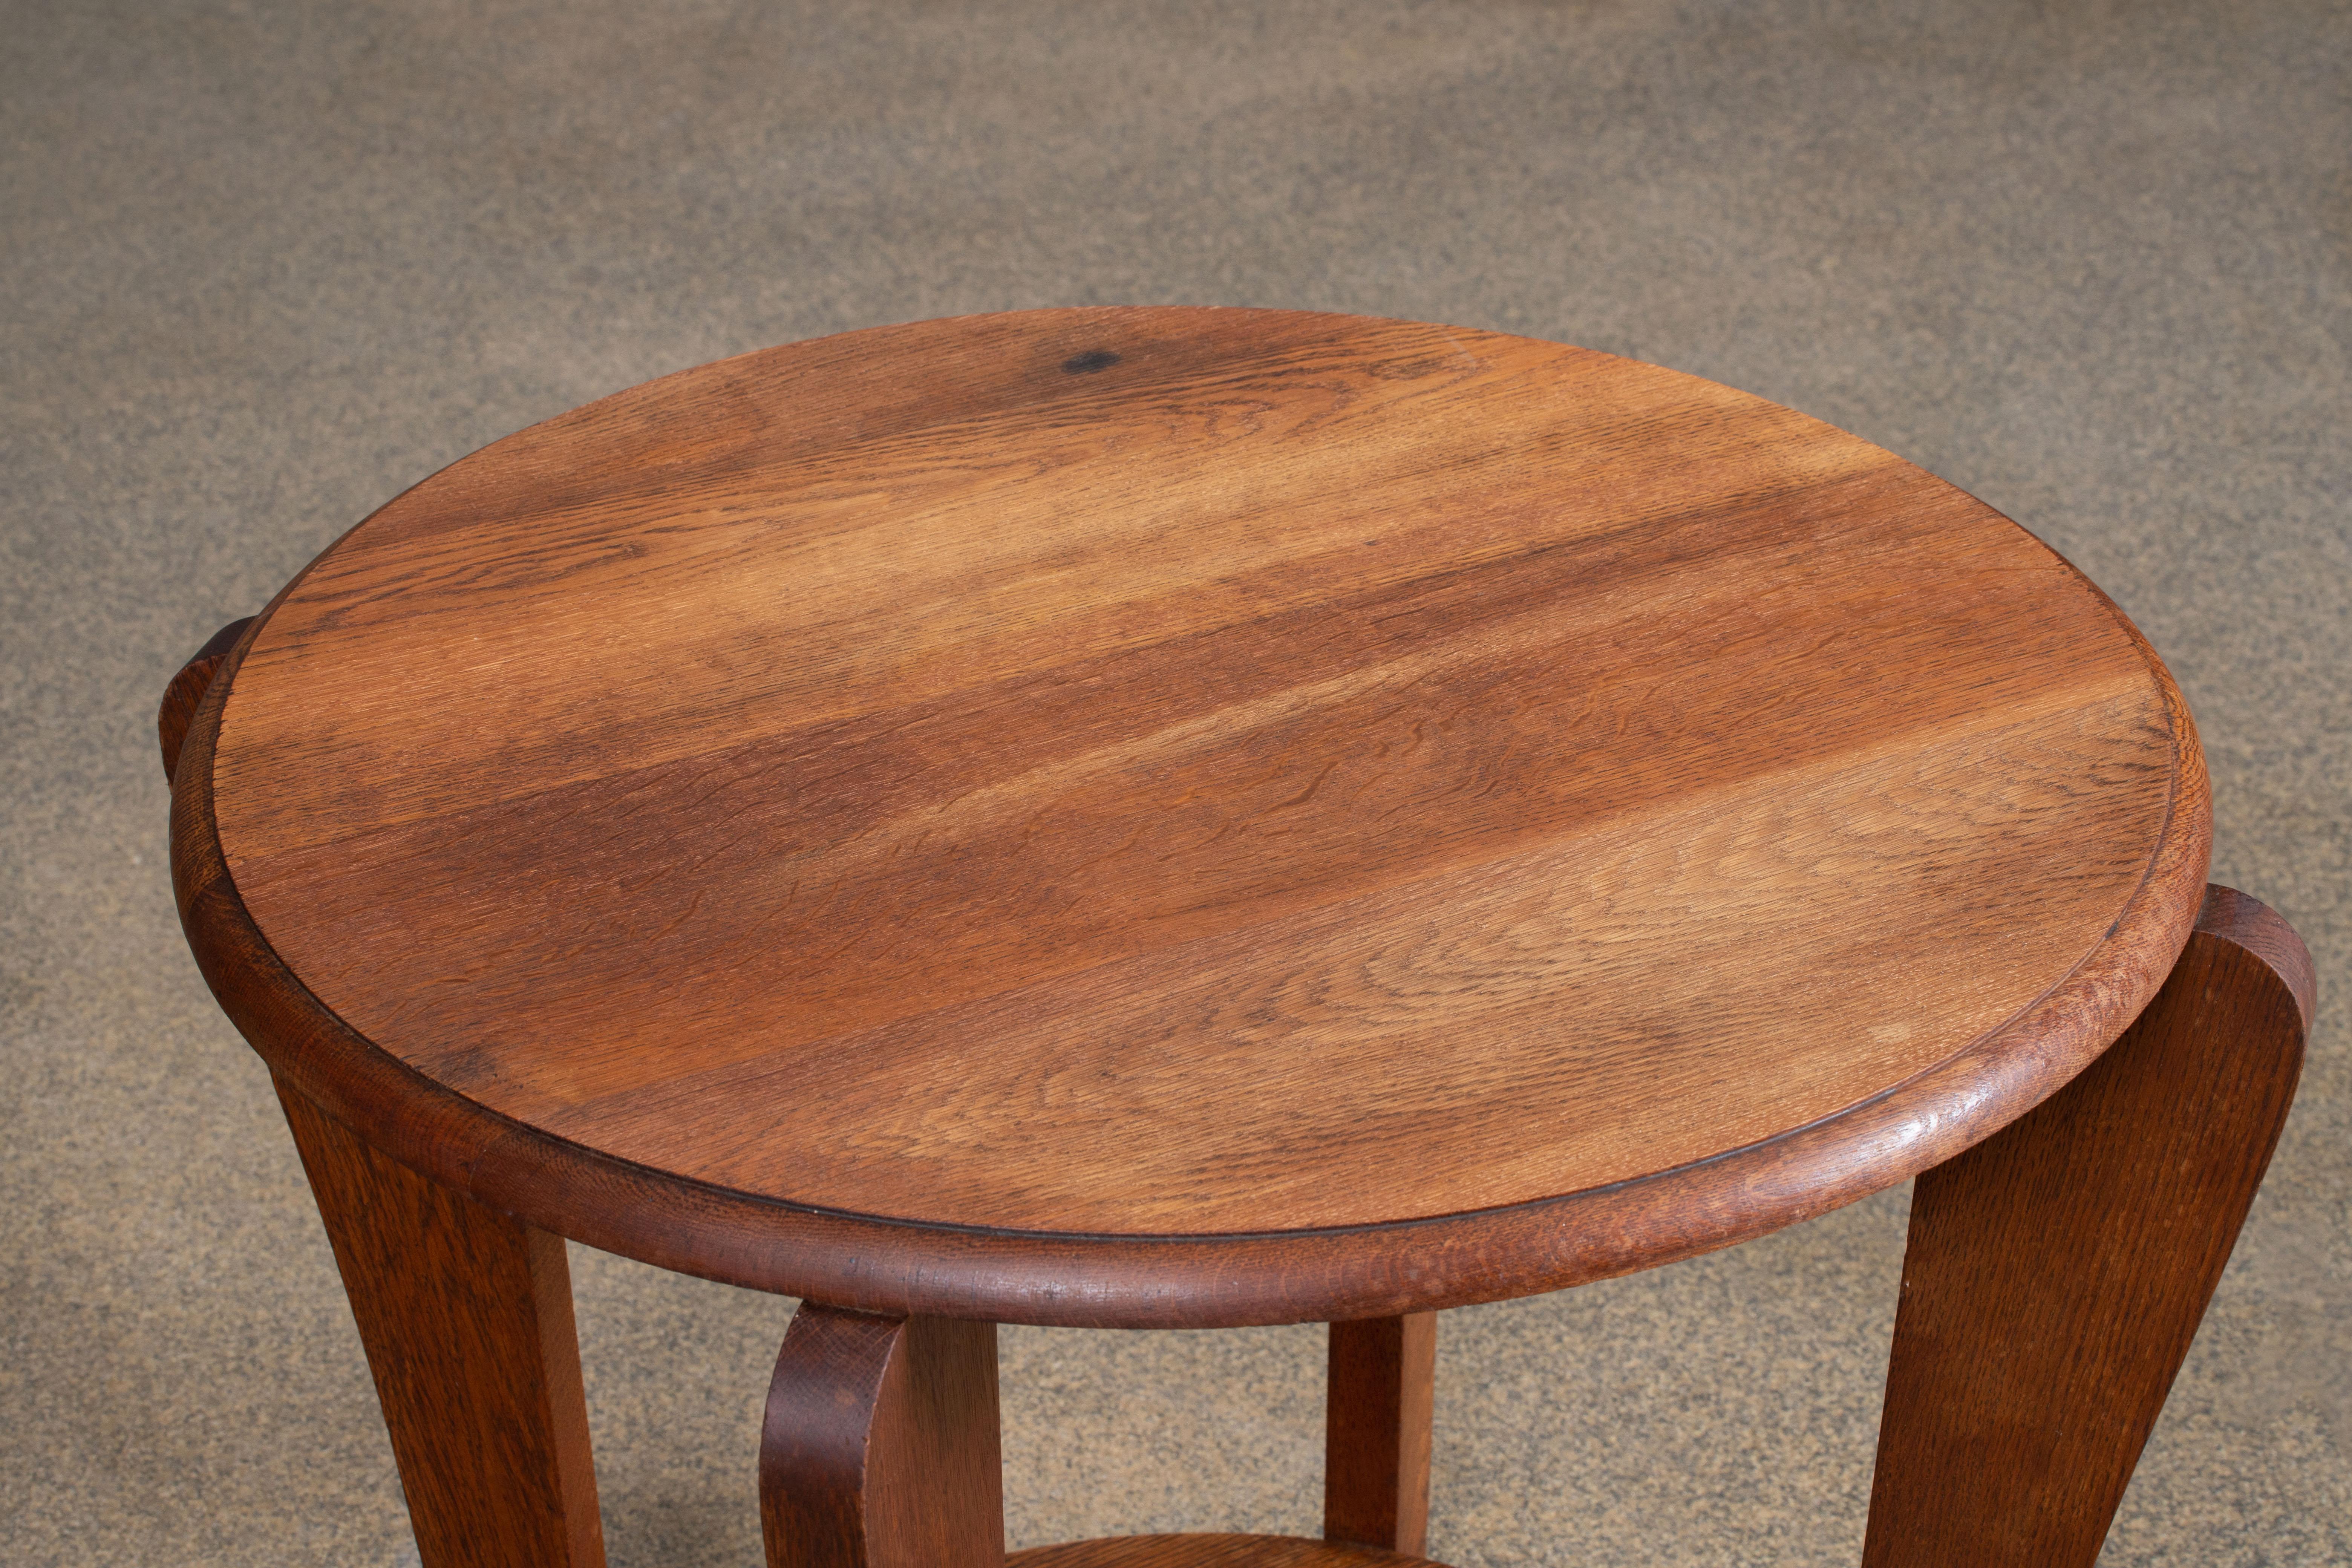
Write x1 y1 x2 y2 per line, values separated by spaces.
1863 884 2312 1567
1325 1314 1436 1555
276 1079 606 1568
156 616 251 782
760 1304 1004 1568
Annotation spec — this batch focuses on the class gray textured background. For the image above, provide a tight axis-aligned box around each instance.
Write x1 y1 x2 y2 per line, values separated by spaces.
4 2 2345 1564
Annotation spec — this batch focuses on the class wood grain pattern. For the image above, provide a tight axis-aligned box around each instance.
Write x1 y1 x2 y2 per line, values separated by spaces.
1325 1315 1435 1554
1009 1535 1446 1566
760 1306 1003 1568
276 1080 605 1568
170 307 2213 1326
156 617 251 782
1860 884 2310 1567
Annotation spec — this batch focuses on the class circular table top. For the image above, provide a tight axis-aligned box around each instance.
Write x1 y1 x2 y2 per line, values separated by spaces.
174 307 2209 1327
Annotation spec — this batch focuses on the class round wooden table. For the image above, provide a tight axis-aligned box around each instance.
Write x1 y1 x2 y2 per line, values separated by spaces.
164 308 2312 1568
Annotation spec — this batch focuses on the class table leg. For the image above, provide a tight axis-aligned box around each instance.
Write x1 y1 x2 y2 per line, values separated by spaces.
1862 885 2311 1567
275 1078 606 1568
1324 1313 1436 1555
760 1304 1004 1568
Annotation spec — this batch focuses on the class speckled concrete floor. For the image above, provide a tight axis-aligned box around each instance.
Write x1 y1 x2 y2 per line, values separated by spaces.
3 2 2344 1564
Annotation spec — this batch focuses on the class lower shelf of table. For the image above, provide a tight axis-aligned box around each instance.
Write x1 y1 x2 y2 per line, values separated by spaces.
1009 1534 1452 1568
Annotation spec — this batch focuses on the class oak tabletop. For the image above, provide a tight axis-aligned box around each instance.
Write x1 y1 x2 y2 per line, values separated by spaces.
175 308 2208 1325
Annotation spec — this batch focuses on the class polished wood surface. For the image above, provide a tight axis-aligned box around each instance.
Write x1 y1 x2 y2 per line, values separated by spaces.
173 307 2211 1325
1861 885 2310 1566
1010 1536 1445 1567
276 1081 606 1568
760 1306 1003 1568
1325 1315 1435 1554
